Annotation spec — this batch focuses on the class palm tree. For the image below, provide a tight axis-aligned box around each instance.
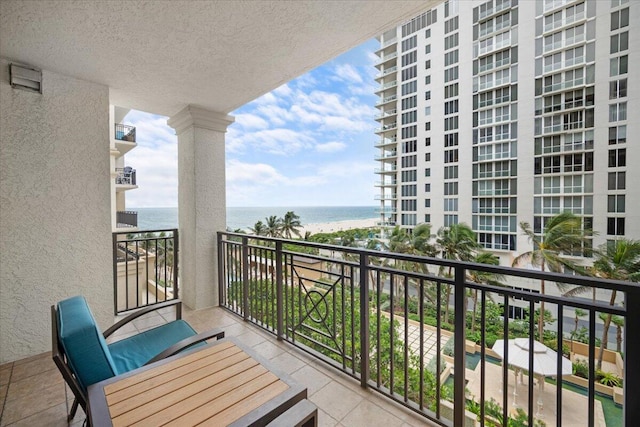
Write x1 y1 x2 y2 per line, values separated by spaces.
611 315 624 354
280 211 302 239
568 239 640 368
512 212 590 340
467 252 502 333
264 215 282 237
436 223 480 325
249 220 266 236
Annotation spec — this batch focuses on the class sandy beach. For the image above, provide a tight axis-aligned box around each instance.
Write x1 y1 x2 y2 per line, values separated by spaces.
300 217 379 235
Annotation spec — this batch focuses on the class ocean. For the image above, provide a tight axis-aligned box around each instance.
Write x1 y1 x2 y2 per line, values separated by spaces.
134 206 378 231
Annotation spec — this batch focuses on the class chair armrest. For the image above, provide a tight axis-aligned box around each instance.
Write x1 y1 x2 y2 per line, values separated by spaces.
103 300 182 338
145 329 225 365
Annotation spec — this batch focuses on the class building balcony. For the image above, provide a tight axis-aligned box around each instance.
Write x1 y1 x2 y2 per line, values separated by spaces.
115 123 136 142
374 109 397 121
375 94 397 107
116 210 138 228
374 180 397 187
375 137 397 148
375 66 398 80
374 165 397 174
115 167 137 187
374 193 396 200
376 51 397 66
374 123 397 134
374 150 397 161
375 80 398 93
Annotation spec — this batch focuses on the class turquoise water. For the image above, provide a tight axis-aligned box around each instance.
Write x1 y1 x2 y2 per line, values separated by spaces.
133 206 378 231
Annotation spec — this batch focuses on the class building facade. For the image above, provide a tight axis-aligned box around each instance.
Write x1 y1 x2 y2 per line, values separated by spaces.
375 0 638 266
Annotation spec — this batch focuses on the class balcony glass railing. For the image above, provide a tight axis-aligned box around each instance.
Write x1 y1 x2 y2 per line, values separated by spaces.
116 210 138 228
218 232 638 427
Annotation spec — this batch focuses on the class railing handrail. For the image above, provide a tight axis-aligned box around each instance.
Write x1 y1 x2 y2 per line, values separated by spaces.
217 231 638 295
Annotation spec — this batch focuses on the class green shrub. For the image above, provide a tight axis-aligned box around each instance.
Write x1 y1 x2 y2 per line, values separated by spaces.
573 360 589 379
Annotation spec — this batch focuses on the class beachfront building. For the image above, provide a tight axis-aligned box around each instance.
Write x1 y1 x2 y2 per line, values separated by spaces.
110 106 139 231
375 0 639 267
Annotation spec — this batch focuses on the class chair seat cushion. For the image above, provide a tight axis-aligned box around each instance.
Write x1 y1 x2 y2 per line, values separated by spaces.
108 319 198 373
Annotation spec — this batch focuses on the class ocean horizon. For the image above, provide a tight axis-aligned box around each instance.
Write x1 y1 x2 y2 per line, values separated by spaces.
133 206 378 231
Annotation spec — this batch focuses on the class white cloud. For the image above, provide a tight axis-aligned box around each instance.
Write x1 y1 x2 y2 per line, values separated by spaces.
334 64 363 84
234 113 269 130
316 141 346 153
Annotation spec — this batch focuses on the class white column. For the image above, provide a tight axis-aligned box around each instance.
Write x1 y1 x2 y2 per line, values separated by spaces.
167 106 234 310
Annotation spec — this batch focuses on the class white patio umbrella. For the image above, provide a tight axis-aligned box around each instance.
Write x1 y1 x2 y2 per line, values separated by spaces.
492 338 572 418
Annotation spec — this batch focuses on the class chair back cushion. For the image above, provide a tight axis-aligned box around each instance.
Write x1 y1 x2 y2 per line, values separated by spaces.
57 296 118 391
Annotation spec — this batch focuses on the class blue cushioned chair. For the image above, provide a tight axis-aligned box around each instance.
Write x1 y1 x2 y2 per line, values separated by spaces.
51 296 224 423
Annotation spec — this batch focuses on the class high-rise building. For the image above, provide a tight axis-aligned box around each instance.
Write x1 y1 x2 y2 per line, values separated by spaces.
375 0 638 266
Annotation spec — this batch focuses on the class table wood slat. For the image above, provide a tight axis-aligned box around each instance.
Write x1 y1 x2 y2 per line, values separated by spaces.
162 371 283 427
201 380 290 426
104 341 236 395
106 345 243 406
90 340 303 427
120 364 269 427
108 352 253 419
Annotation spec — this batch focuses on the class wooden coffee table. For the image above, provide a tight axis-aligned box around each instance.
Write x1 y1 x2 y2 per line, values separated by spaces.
87 338 308 426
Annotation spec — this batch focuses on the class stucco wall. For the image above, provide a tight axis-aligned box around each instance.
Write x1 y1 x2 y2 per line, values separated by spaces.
0 59 113 363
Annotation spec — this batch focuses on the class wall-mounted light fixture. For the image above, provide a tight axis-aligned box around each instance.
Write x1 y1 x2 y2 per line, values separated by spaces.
9 63 42 94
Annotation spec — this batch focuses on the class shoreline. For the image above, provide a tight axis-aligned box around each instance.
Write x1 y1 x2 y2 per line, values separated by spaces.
299 217 379 235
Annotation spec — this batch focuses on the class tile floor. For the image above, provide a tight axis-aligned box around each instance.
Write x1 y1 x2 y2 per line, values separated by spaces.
0 305 438 427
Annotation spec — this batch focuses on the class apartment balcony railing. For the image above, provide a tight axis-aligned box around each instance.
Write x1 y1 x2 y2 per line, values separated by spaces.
375 94 397 107
375 66 398 79
115 123 136 142
218 232 639 427
115 167 137 186
113 229 178 315
376 80 398 93
374 123 397 134
116 210 138 228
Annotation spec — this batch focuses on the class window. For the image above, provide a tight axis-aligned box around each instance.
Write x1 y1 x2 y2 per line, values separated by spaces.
402 111 417 125
402 126 417 139
495 50 510 68
608 148 626 167
444 214 458 227
565 46 584 67
495 124 509 141
543 155 561 173
401 51 417 67
425 183 431 192
402 140 417 153
611 8 629 31
495 87 510 104
479 92 494 108
401 155 417 168
609 102 627 122
564 175 583 193
425 168 431 177
445 50 459 66
479 56 493 73
544 31 562 52
401 80 417 95
425 91 431 100
425 152 431 161
444 116 458 131
444 165 458 179
479 109 493 126
608 195 625 213
425 44 431 54
479 127 493 143
544 53 562 72
611 32 629 54
564 153 583 172
425 28 431 38
607 217 625 236
425 137 431 146
609 125 626 145
610 79 627 99
424 199 431 208
543 176 561 194
401 35 417 52
425 214 431 223
402 96 417 109
444 149 459 163
402 66 417 81
402 199 417 211
445 66 459 82
445 133 459 147
610 55 628 76
445 16 459 33
444 198 458 211
495 106 509 122
565 24 585 46
445 100 459 115
445 33 459 50
425 60 431 70
608 171 626 190
425 75 431 85
445 83 459 98
444 182 459 195
401 170 417 182
425 122 431 131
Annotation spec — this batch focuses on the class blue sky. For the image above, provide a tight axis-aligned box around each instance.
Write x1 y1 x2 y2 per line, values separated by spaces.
124 39 380 208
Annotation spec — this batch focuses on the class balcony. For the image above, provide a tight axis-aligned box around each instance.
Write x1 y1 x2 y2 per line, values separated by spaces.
116 210 138 228
115 123 136 142
115 167 137 186
374 165 397 174
374 123 397 134
375 66 398 79
375 80 398 93
374 150 397 161
376 51 397 65
214 233 635 427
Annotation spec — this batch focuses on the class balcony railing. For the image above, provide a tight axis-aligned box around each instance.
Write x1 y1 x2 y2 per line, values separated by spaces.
116 210 138 228
115 123 136 142
113 229 178 315
115 167 137 185
218 232 639 427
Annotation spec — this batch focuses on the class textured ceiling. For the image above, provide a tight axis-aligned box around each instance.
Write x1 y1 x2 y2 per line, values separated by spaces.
0 0 439 117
